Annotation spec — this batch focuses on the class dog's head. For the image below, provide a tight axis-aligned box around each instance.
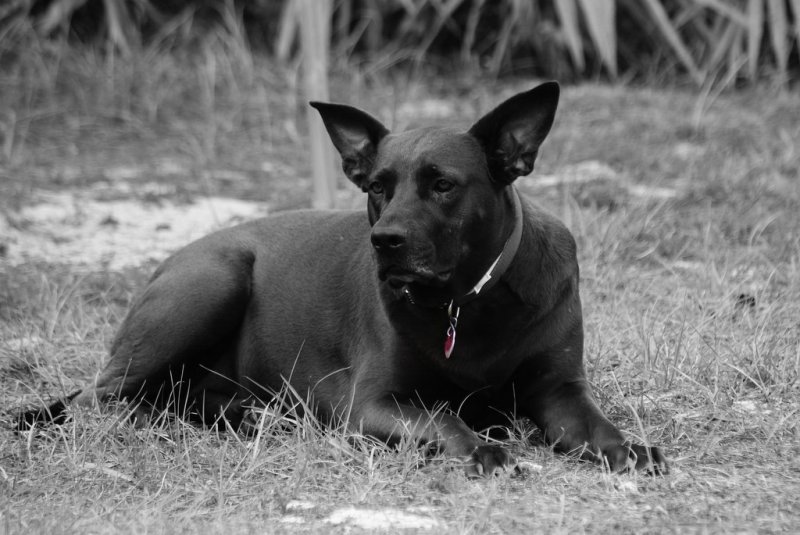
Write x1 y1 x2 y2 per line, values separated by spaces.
311 82 559 305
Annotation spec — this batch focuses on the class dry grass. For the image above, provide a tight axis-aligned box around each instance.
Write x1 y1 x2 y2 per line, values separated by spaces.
1 33 800 533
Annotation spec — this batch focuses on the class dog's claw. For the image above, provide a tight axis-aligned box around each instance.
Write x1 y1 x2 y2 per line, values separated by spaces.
466 444 516 478
602 443 669 475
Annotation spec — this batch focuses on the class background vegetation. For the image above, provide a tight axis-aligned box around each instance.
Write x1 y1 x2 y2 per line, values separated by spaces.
1 0 799 533
3 0 800 86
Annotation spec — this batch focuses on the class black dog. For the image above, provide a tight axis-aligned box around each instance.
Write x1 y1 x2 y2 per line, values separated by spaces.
18 82 666 476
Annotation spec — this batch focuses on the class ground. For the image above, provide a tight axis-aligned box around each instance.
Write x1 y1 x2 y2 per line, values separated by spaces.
1 46 799 533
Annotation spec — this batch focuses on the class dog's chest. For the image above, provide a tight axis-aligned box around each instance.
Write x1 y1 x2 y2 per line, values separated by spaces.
399 298 535 391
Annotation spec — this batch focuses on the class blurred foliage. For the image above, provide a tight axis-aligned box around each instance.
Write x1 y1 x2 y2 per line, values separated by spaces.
2 0 799 87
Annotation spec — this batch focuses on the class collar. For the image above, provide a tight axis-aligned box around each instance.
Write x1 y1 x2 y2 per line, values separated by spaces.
402 186 524 309
455 186 523 306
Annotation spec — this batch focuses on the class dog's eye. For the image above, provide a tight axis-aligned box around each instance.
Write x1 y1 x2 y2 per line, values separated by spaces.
368 182 384 195
433 179 454 193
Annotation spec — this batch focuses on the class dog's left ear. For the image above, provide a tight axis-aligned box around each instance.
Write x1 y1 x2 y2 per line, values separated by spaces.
468 81 559 185
309 101 390 188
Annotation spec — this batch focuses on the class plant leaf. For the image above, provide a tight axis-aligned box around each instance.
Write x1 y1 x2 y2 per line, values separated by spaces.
788 0 800 49
728 21 747 83
576 0 616 77
766 0 788 77
554 0 585 71
694 0 748 27
706 20 739 75
461 0 486 62
746 0 763 80
640 0 704 84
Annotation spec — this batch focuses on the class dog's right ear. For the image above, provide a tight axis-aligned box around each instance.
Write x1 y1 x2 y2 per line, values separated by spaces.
309 102 390 188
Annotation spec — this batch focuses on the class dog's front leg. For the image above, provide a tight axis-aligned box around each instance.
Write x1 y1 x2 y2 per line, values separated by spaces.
523 375 668 474
352 398 516 477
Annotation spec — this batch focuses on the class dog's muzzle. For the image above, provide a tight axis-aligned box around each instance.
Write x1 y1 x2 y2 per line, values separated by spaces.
371 224 454 306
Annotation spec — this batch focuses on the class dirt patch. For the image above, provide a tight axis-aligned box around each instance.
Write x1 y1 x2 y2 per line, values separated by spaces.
0 188 267 270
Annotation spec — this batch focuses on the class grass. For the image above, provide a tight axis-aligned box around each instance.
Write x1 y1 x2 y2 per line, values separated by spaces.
1 28 800 533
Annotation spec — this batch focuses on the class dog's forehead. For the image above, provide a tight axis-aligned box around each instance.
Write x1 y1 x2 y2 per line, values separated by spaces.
377 127 485 170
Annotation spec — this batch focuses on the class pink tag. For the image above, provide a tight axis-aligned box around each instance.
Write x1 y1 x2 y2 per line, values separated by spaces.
444 302 460 359
444 324 456 359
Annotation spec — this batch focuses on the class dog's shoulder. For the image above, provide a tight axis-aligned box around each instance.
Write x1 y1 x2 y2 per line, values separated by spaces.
255 208 367 230
163 210 370 268
230 209 369 243
519 196 578 270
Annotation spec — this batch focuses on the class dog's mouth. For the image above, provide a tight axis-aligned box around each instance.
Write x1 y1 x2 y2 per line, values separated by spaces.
379 266 454 307
380 266 452 289
400 283 452 308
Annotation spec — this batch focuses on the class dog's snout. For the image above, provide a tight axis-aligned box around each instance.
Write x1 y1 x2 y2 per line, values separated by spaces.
371 227 408 251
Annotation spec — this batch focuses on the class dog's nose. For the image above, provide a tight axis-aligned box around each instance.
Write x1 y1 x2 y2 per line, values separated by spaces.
371 227 407 251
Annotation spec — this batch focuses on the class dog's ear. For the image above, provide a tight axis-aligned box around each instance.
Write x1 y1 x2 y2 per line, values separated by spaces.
309 102 390 188
468 81 559 185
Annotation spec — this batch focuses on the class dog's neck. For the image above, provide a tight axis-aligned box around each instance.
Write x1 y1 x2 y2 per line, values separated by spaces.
402 187 523 310
456 186 523 306
440 187 522 358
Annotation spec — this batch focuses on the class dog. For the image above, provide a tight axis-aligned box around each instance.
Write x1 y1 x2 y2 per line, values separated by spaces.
18 82 667 476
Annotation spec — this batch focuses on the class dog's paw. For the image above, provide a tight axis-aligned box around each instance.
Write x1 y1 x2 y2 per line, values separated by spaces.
601 443 668 475
466 445 516 478
14 399 72 432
